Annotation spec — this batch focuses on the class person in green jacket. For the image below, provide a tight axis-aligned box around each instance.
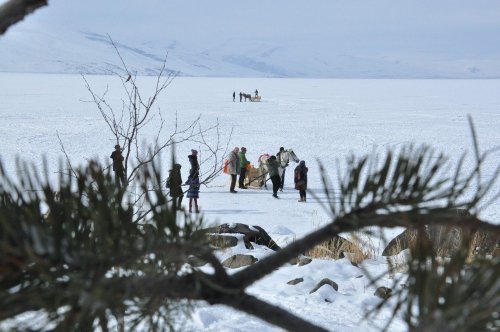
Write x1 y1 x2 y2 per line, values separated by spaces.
238 147 250 189
266 155 281 198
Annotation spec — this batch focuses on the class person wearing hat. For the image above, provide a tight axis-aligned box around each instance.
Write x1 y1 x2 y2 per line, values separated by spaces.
228 147 240 193
187 149 200 182
167 163 183 210
267 155 281 198
110 144 125 188
238 147 250 189
185 149 201 213
276 147 288 191
294 160 308 202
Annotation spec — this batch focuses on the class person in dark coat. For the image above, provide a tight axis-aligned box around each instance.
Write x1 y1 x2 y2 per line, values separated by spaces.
239 92 243 102
255 89 258 97
267 155 281 198
233 91 236 102
187 149 200 181
110 144 126 188
167 163 183 210
294 160 308 202
186 149 200 213
186 171 200 213
238 147 250 189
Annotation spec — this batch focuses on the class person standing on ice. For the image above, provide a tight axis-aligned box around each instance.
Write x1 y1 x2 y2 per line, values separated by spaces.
294 160 308 202
239 92 243 102
276 147 288 191
228 147 240 193
185 150 200 213
255 89 259 97
187 149 200 182
167 163 183 210
267 155 281 198
233 91 236 102
110 144 126 188
186 171 200 213
238 147 250 189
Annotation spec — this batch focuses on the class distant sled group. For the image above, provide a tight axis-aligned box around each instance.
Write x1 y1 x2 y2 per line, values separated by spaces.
234 89 262 102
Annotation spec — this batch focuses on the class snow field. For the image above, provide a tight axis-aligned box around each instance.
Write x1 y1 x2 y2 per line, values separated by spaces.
1 74 499 331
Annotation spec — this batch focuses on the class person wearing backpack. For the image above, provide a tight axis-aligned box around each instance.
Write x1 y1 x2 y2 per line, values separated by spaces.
294 160 308 202
166 163 183 210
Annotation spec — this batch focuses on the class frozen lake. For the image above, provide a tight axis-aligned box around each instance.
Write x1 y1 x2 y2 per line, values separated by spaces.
1 74 499 221
1 73 499 331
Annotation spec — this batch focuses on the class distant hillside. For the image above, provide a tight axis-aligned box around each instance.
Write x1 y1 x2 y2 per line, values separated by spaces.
1 0 499 78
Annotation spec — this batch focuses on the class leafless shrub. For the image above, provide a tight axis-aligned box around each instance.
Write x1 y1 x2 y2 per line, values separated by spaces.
58 36 232 206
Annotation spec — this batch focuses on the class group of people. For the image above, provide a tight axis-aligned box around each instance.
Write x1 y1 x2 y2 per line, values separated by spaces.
226 146 250 193
226 146 309 202
110 145 201 213
233 89 259 102
166 149 200 213
109 144 309 213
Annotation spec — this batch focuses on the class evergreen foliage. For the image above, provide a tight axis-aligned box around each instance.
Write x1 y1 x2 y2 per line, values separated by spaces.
0 160 205 331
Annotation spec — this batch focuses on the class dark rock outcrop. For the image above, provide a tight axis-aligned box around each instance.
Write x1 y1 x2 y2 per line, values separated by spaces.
287 278 304 285
289 255 313 266
309 278 338 293
374 286 392 299
206 234 239 248
196 223 281 251
222 254 258 268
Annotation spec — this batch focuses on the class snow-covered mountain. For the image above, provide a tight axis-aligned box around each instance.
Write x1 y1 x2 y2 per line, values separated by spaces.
1 0 500 78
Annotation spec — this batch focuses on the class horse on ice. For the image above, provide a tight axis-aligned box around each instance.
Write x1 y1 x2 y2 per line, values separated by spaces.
254 149 299 189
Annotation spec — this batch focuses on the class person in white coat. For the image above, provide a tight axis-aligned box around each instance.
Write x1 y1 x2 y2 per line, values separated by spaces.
228 147 240 193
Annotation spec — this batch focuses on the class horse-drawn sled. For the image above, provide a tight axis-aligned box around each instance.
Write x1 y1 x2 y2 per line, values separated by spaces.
244 149 299 188
240 93 262 102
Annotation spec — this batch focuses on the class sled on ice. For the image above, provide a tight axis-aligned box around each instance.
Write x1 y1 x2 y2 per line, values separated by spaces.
244 166 267 188
244 149 299 189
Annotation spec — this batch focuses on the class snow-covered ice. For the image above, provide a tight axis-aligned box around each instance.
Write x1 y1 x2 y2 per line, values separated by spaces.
0 74 499 331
